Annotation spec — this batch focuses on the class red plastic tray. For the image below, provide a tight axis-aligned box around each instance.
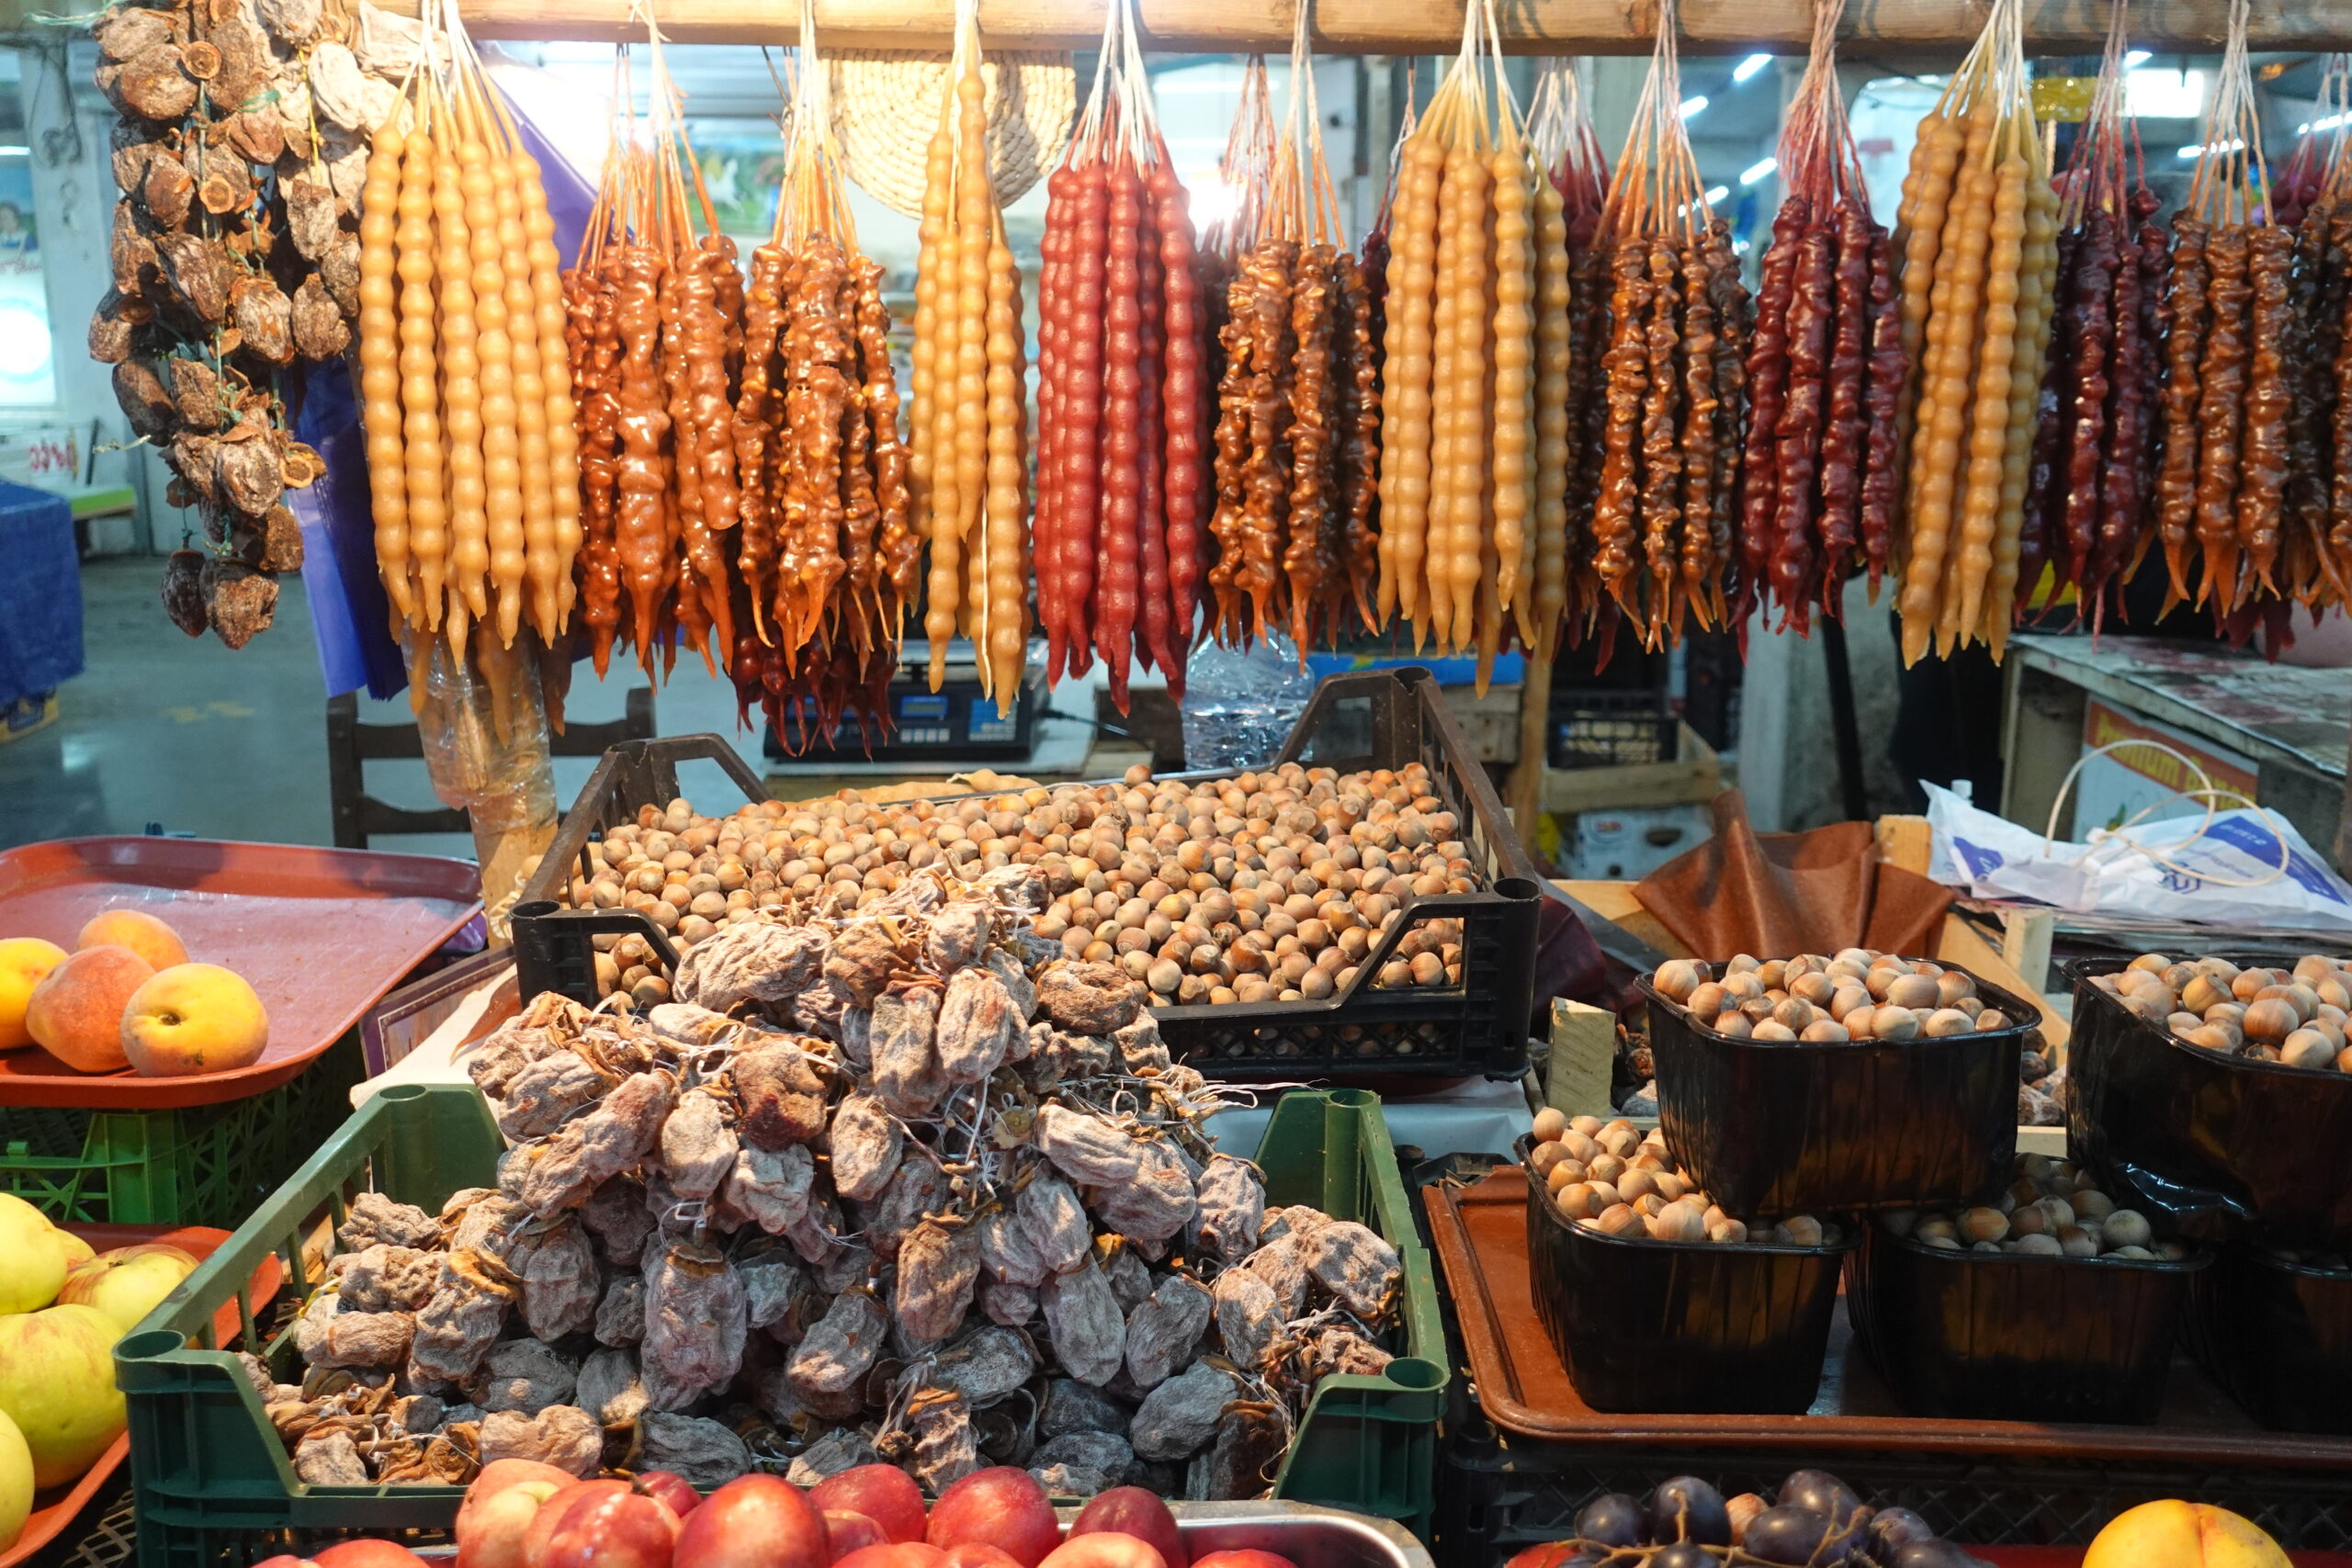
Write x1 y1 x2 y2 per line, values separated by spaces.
0 1222 282 1568
1424 1166 2352 1471
0 838 480 1109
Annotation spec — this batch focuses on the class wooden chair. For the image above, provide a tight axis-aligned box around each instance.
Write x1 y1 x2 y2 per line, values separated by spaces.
325 687 657 848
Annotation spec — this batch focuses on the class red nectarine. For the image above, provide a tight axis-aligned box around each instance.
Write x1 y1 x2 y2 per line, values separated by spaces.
1069 1489 1185 1568
673 1473 828 1568
1188 1554 1297 1568
811 1464 928 1544
833 1548 950 1568
1037 1539 1167 1568
524 1480 680 1568
928 1469 1059 1568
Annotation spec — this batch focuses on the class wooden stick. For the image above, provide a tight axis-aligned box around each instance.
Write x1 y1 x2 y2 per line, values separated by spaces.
342 0 2352 52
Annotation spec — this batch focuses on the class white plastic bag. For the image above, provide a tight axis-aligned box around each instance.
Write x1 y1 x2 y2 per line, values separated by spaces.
1923 783 2352 933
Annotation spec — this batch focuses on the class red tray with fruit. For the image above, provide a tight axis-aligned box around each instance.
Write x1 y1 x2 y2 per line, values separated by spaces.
0 1219 283 1568
0 838 480 1110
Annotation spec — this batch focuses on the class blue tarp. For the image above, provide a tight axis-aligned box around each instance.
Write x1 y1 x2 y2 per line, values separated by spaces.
0 479 81 708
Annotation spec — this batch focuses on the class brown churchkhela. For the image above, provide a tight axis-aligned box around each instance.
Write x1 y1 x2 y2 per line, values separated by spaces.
2016 7 2164 638
1586 0 1750 652
1736 0 1905 638
723 14 914 749
1203 21 1384 674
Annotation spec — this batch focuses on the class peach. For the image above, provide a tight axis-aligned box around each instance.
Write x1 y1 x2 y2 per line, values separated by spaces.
812 1465 928 1544
944 1552 1024 1568
928 1469 1060 1568
311 1544 435 1568
0 939 66 1049
672 1474 828 1568
835 1551 950 1568
26 946 153 1073
827 1514 891 1559
76 910 187 973
1069 1490 1185 1568
1036 1540 1166 1568
120 964 269 1077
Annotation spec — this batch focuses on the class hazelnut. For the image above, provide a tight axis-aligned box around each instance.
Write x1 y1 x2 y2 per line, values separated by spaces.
1922 1008 1977 1037
2102 1210 2154 1249
1871 1006 1922 1041
1532 1108 1568 1142
1652 959 1706 1001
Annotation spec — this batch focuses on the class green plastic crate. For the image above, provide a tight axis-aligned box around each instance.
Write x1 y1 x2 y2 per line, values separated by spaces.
117 1083 1448 1568
2 1033 365 1227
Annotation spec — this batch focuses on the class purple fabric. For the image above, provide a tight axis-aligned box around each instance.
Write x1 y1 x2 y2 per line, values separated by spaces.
298 81 601 699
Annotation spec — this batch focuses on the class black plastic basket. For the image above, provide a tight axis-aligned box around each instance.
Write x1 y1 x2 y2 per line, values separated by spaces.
2066 955 2352 1247
511 668 1542 1081
1640 962 2030 1219
1519 1139 1848 1415
2186 1247 2352 1435
1847 1224 2208 1425
1549 691 1679 770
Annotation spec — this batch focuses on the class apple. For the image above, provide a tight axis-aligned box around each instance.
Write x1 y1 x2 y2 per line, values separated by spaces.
812 1465 928 1544
1187 1557 1296 1568
671 1473 828 1568
834 1550 950 1568
1069 1489 1185 1568
0 1407 30 1554
827 1512 891 1558
57 1244 200 1333
944 1551 1025 1568
635 1471 700 1519
458 1460 578 1568
0 1199 64 1314
524 1480 681 1568
0 1303 126 1487
51 1229 95 1269
1038 1540 1166 1568
928 1468 1060 1568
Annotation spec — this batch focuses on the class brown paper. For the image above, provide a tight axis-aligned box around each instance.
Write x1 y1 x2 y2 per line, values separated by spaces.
1633 790 1952 961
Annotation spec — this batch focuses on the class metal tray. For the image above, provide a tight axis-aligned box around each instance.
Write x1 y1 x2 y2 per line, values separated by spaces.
406 1501 1431 1568
0 838 480 1109
0 1222 280 1568
1424 1164 2352 1469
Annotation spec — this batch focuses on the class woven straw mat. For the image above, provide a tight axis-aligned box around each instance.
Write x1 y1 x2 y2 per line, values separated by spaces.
830 51 1075 217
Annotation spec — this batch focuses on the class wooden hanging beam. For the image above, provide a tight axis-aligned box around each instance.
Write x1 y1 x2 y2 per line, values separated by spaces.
351 0 2352 52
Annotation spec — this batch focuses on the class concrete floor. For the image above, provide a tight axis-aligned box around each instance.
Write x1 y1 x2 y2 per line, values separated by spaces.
0 558 770 856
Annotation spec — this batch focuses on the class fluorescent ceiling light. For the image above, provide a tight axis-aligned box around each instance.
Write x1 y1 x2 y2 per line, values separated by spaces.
1704 185 1730 204
1739 156 1778 186
1733 53 1773 84
1679 95 1708 118
2177 137 2245 158
2123 49 2152 66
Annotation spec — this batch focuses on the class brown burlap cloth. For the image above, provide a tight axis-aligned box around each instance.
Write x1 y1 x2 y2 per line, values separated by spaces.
1633 791 1952 961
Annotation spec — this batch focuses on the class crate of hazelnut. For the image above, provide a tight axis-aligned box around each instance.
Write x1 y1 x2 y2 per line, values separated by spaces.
2067 951 2352 1250
1638 950 2040 1218
1520 1111 1850 1414
1852 1152 2207 1425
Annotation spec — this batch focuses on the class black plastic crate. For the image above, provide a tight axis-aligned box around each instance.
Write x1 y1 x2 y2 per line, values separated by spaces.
511 668 1541 1080
1846 1224 2208 1425
1549 691 1679 770
1640 960 2030 1219
2067 955 2352 1247
1521 1140 1849 1414
2187 1247 2352 1435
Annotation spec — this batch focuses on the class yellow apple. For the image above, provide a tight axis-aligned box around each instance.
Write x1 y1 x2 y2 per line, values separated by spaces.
2085 1500 2291 1568
50 1229 94 1269
120 964 269 1078
0 1201 64 1314
0 939 66 1051
0 1406 29 1552
56 1245 199 1334
0 1304 125 1488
